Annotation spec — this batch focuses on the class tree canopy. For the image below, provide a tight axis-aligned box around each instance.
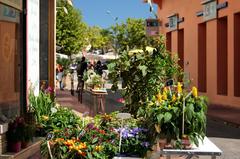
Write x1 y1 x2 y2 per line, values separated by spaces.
110 18 160 53
56 0 88 56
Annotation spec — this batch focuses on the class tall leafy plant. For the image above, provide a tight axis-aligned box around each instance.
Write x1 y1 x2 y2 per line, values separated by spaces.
108 36 182 116
28 90 55 123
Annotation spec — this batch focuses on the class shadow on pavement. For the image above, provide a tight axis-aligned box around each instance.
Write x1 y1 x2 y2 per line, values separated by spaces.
206 118 240 139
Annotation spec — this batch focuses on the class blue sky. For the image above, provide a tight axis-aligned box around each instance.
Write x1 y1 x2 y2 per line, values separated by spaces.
73 0 157 28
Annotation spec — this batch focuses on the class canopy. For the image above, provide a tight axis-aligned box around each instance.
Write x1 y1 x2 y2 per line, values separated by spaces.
128 46 156 56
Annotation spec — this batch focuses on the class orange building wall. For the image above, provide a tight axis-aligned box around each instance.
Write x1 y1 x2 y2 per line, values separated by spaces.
154 0 240 108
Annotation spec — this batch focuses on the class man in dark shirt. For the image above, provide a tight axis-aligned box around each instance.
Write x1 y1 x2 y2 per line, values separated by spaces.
76 57 88 93
77 56 88 77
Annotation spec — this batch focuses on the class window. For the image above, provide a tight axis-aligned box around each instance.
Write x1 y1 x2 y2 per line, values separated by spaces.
234 13 240 97
178 29 184 69
166 32 172 52
217 17 228 95
198 23 207 92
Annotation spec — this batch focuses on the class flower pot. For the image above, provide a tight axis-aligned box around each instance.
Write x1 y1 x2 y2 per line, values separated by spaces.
8 141 21 152
158 138 167 149
182 135 192 149
21 141 30 149
24 112 35 124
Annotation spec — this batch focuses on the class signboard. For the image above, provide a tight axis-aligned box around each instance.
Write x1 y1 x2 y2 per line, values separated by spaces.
27 0 40 95
202 0 217 21
0 0 22 10
168 14 178 31
146 18 160 36
0 4 20 23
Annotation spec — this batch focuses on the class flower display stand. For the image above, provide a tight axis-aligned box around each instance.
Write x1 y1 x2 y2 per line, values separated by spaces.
0 133 7 154
0 137 43 159
113 157 141 159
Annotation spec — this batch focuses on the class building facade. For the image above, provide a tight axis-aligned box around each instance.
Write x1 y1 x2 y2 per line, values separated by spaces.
153 0 240 108
0 0 55 119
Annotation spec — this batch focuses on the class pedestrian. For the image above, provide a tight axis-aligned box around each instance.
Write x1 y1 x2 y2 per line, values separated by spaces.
56 64 64 90
77 56 88 91
94 60 103 76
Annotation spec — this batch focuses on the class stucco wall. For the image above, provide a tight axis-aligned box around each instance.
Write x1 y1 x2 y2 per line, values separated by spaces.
155 0 240 108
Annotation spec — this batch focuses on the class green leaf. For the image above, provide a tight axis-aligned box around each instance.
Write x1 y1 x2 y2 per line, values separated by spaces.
138 65 148 77
92 137 98 144
185 103 194 121
157 114 164 123
164 112 172 123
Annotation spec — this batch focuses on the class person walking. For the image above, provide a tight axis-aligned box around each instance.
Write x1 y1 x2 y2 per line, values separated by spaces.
94 60 103 76
56 64 64 90
77 57 88 90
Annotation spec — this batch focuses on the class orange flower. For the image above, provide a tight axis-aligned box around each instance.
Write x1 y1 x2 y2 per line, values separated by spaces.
163 87 168 93
172 94 176 102
78 150 86 156
55 138 64 142
99 130 106 135
156 93 162 103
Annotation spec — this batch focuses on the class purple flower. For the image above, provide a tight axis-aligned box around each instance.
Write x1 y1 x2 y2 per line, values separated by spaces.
86 123 95 129
141 142 150 148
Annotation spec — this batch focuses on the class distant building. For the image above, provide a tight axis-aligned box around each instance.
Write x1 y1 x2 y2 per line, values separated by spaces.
152 0 240 108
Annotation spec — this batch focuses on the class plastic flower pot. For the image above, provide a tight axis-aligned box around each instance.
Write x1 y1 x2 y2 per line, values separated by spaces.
8 141 21 152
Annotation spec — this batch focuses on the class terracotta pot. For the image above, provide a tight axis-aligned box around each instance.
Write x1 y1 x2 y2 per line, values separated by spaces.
8 141 21 152
182 136 192 149
158 138 167 149
21 141 30 149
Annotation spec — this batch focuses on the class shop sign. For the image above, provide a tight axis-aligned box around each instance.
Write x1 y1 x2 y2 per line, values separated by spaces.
202 0 217 22
146 18 160 36
0 0 22 10
0 4 20 23
168 14 178 31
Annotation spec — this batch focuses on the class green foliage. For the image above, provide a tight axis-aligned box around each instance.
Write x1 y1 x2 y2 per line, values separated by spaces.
87 27 112 52
56 57 71 73
138 85 208 148
108 36 182 116
56 0 88 56
39 107 82 135
109 18 161 53
28 91 55 123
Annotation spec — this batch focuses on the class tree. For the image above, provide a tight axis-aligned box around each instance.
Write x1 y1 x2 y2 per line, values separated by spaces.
56 0 88 56
110 18 158 53
87 26 112 53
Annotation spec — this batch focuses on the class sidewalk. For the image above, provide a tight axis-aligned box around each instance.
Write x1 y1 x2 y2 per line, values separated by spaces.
207 104 240 128
56 86 240 127
56 88 123 116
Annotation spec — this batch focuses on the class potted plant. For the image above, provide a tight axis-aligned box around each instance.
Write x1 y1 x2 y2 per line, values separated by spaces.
21 124 35 148
138 83 208 149
6 117 25 152
84 70 105 89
